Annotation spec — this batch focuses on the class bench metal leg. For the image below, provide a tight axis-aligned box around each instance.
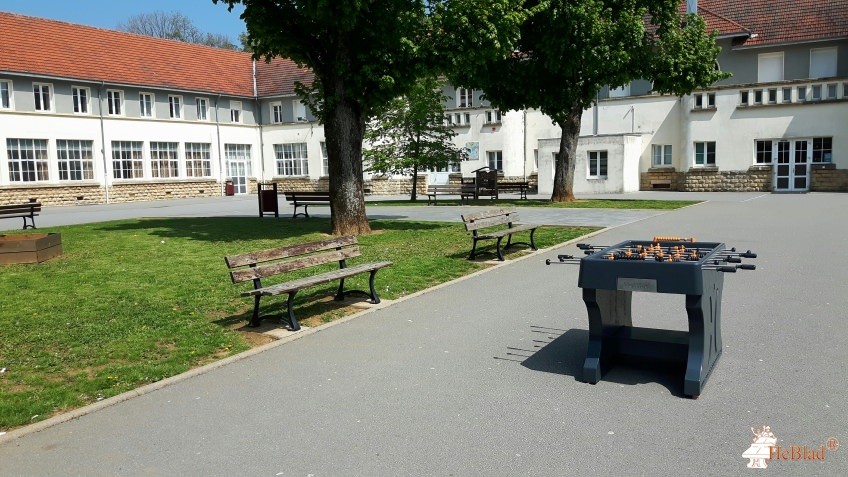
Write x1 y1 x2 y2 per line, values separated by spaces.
469 238 479 260
503 229 538 253
334 271 383 304
249 295 262 327
291 204 310 218
495 236 505 261
23 216 36 229
286 292 301 331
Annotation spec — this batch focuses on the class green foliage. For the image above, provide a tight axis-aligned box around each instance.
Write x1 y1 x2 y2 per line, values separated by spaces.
363 77 467 195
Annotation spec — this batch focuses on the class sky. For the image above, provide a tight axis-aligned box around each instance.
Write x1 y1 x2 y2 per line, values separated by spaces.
0 0 247 43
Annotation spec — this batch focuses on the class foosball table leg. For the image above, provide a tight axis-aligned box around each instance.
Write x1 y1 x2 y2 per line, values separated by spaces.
581 288 632 383
683 273 724 398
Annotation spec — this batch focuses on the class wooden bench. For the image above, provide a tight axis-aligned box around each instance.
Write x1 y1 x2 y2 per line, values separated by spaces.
283 191 330 218
0 202 41 230
461 208 539 261
497 181 530 199
426 184 476 205
224 236 392 330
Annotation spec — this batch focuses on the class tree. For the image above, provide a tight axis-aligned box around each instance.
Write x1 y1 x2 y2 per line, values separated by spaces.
364 77 467 201
215 0 526 235
118 11 239 50
455 0 729 202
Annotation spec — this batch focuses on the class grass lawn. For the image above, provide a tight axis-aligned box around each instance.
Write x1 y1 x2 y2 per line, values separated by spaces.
367 198 700 209
0 217 595 430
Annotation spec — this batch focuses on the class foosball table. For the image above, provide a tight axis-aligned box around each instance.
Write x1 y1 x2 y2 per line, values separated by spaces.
547 236 757 398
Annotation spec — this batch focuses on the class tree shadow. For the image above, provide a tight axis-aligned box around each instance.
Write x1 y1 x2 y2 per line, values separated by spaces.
94 217 449 242
512 327 689 397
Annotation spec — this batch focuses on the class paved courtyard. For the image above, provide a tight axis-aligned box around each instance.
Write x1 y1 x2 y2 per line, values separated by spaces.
1 192 845 476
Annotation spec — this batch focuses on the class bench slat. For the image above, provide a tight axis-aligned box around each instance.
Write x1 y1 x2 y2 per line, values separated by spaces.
461 207 516 223
478 224 537 239
464 213 522 232
242 261 394 296
0 205 41 214
230 247 361 283
225 235 357 268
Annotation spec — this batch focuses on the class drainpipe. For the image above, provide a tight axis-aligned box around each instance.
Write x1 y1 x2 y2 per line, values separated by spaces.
593 91 599 136
215 94 224 196
253 60 266 182
97 82 110 204
522 109 527 181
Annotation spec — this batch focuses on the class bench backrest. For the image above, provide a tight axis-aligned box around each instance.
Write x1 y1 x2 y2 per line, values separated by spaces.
225 235 359 284
283 191 330 201
0 203 41 215
461 208 518 232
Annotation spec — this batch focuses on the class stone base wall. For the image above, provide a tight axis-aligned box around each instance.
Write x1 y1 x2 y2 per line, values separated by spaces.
811 165 848 191
641 168 772 192
368 175 428 196
266 178 324 192
108 180 221 203
0 184 105 206
640 169 683 190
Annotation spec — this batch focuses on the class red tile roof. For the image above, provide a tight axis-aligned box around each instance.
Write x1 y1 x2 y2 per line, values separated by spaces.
0 12 311 97
697 0 848 48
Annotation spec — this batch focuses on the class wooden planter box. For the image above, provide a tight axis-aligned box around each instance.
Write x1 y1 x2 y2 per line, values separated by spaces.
0 233 63 264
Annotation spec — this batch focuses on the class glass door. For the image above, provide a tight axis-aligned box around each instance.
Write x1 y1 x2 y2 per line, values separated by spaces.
228 160 247 194
773 139 809 192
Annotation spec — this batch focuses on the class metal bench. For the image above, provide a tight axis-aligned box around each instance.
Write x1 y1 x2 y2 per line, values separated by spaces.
426 184 476 205
0 202 41 229
461 207 539 261
224 236 392 330
283 191 330 218
497 181 530 199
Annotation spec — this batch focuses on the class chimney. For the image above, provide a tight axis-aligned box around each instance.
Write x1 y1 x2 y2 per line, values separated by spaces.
687 0 698 14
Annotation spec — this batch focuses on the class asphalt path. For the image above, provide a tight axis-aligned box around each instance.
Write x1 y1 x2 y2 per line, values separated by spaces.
2 192 844 476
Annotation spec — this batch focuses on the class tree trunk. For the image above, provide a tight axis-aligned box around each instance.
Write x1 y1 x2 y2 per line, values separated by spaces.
324 96 372 235
552 102 583 202
410 164 419 201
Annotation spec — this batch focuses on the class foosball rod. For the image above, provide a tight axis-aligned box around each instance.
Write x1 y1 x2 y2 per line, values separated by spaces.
545 254 580 265
702 264 756 272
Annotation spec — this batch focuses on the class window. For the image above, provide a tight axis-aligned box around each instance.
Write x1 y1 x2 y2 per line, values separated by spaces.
485 109 501 124
139 93 154 117
707 93 715 107
754 90 763 104
150 142 179 178
169 95 182 119
757 52 784 83
224 144 252 176
812 137 833 163
588 151 608 178
533 149 539 172
694 142 716 166
755 140 773 164
57 139 94 180
196 98 208 121
271 102 283 124
230 100 241 123
111 141 143 179
812 85 822 101
274 143 309 176
652 145 672 166
487 150 503 171
810 47 837 78
457 87 473 108
72 87 89 114
767 89 777 104
107 90 123 115
782 87 792 103
827 83 837 100
320 141 329 176
444 114 453 125
33 83 52 111
293 100 306 121
185 142 212 177
740 90 749 105
0 79 11 109
6 138 49 182
797 86 807 102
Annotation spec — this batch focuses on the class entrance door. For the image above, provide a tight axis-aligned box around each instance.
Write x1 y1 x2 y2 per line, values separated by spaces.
774 140 809 192
228 160 247 194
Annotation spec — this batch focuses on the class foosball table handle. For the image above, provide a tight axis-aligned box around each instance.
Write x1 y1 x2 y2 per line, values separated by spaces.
740 251 757 258
738 264 756 270
717 266 737 273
